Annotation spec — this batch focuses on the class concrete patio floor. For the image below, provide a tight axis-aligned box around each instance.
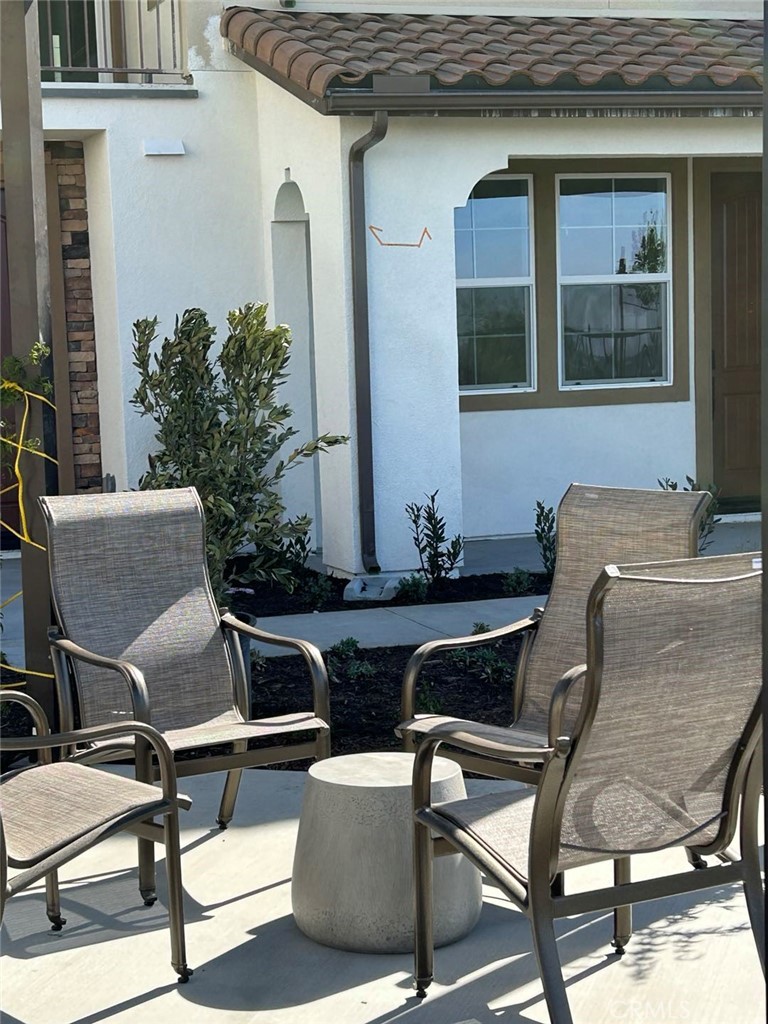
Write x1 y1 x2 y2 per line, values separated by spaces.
2 767 764 1024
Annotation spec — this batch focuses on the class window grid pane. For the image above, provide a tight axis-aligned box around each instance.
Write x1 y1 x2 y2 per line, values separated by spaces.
558 176 670 387
455 176 534 391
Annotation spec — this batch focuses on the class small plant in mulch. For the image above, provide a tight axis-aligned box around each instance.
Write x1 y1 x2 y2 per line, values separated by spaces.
395 572 428 603
405 490 463 588
534 500 557 577
326 637 377 683
502 567 533 596
444 622 516 687
658 475 721 552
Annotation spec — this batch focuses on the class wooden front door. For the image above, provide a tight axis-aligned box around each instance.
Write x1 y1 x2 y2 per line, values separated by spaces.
711 171 761 511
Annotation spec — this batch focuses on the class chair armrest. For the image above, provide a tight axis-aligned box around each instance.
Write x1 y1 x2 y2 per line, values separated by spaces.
400 714 554 763
49 635 151 723
0 698 186 808
221 612 331 727
400 610 542 724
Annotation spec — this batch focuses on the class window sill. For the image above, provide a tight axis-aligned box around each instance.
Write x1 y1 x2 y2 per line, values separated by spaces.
460 379 688 412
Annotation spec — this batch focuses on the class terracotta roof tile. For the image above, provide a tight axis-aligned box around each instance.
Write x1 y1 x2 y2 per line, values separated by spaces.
220 8 762 101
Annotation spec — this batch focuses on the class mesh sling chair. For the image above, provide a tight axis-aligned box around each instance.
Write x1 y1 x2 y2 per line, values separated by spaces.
0 691 191 982
39 487 330 904
400 482 710 950
410 552 764 1024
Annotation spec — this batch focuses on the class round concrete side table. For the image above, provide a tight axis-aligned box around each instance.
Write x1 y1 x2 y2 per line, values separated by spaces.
291 750 482 953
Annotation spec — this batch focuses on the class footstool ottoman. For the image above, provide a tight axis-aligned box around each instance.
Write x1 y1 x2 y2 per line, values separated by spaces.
291 751 482 953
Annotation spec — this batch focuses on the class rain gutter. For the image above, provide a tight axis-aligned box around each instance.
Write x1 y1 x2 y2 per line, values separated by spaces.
326 88 762 117
349 110 388 574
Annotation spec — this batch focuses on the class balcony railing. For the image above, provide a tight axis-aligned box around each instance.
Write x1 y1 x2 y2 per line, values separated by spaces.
38 0 190 85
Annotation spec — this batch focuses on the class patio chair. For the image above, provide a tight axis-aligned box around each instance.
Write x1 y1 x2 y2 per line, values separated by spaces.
399 482 710 949
0 691 191 982
39 487 330 904
410 551 764 1024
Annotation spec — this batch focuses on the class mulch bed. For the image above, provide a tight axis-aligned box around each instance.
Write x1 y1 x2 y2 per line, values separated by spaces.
251 633 525 762
232 568 550 617
237 566 546 764
1 568 547 772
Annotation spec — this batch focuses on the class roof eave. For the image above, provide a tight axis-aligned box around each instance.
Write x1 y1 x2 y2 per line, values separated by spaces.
228 44 762 118
325 88 763 117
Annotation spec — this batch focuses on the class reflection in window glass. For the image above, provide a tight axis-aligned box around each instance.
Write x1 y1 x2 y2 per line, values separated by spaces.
558 176 670 386
454 176 533 390
457 287 530 387
559 177 667 278
562 283 667 384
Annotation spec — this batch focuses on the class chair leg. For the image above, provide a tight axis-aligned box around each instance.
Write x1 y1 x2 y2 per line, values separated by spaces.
45 870 67 930
413 818 434 999
163 806 192 983
138 835 157 905
686 848 708 870
529 904 574 1024
740 750 765 976
216 768 244 829
612 857 632 954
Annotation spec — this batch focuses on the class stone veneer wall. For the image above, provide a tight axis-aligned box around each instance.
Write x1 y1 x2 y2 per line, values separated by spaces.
47 141 103 492
0 141 103 493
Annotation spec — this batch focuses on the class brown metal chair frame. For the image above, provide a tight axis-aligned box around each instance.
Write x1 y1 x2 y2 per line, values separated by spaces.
400 482 710 951
410 557 764 1024
39 488 331 906
1 691 192 982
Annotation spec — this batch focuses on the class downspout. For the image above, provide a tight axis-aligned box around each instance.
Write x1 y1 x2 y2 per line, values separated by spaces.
349 110 388 573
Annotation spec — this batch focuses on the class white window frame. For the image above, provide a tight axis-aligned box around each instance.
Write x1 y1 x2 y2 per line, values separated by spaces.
555 172 673 391
455 173 537 394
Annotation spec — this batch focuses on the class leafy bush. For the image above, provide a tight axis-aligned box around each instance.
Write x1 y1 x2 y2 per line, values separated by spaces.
658 475 720 552
132 303 347 603
405 490 463 586
445 622 515 687
326 636 376 683
502 567 533 596
396 572 428 603
534 500 557 576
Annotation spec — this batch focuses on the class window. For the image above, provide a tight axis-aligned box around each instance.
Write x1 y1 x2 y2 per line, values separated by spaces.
454 176 534 391
557 175 671 388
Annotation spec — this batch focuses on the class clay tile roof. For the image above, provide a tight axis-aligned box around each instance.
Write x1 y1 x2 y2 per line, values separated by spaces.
220 8 762 103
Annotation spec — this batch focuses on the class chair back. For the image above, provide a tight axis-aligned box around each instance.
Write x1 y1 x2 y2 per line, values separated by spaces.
40 488 237 732
551 551 762 873
515 483 710 733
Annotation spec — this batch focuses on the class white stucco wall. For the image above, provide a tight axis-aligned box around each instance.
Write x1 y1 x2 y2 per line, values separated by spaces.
254 75 359 575
13 2 760 575
360 114 761 559
37 11 263 489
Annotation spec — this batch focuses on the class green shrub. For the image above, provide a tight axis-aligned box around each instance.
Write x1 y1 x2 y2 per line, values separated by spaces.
445 622 515 687
534 500 557 576
131 303 348 603
502 567 532 596
405 490 463 586
658 475 721 552
326 636 376 683
396 572 428 603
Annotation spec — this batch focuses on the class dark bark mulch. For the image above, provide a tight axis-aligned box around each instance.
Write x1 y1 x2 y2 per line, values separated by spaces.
232 568 550 618
252 633 525 762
